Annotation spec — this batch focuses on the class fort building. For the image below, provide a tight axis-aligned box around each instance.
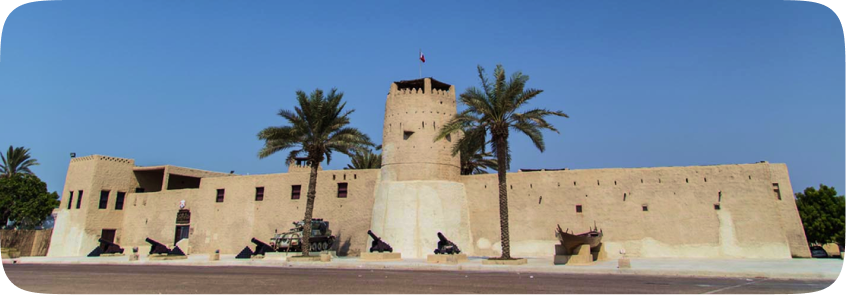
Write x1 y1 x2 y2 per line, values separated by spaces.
47 78 811 259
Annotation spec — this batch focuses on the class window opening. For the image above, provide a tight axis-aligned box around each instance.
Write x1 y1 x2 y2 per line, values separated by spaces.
255 187 265 201
98 190 110 209
115 192 125 210
76 190 84 209
291 185 302 199
216 189 225 203
337 183 348 198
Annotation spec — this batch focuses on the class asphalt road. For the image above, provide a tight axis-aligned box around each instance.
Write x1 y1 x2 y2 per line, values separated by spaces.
2 264 835 294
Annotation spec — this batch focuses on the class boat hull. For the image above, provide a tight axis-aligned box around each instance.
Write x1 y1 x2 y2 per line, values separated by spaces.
556 225 603 254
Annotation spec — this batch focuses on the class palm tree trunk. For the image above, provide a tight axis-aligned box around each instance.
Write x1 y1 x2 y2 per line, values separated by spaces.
494 135 512 259
301 161 320 257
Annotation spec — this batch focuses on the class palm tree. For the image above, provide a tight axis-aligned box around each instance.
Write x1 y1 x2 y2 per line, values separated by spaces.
435 65 568 260
1 146 40 178
346 148 382 169
459 143 497 175
258 88 373 256
454 128 497 175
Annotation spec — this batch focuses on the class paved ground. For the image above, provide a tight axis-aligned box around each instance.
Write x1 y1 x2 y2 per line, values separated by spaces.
1 264 836 293
5 254 843 280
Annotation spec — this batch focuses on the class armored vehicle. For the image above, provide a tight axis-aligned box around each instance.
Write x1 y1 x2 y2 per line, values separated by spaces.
270 218 336 252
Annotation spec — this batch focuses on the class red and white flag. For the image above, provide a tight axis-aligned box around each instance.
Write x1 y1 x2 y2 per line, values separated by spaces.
419 50 425 63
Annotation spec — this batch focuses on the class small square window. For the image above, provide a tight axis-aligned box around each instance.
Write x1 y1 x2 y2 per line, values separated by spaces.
337 183 348 198
575 205 582 213
714 203 721 210
642 205 649 212
216 189 225 203
291 185 301 200
99 190 110 209
255 187 265 201
115 192 126 210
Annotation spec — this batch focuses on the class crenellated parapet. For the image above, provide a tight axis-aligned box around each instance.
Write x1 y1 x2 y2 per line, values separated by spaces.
287 157 323 173
70 155 134 165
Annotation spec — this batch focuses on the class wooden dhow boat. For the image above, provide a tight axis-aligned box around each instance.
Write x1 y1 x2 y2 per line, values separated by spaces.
555 223 603 253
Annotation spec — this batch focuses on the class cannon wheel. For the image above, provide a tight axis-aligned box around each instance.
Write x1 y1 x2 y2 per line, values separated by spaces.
321 242 328 251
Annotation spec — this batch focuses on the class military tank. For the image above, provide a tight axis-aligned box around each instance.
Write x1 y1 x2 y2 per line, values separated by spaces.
269 218 336 252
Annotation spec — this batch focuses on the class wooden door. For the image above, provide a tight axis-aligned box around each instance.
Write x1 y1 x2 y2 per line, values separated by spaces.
174 225 189 244
100 229 116 251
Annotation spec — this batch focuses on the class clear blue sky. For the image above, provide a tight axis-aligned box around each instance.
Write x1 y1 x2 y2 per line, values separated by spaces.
0 0 843 199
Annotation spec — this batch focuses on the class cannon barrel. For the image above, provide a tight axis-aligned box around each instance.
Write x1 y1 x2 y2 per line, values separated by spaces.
98 238 116 245
367 230 380 241
97 238 125 254
251 237 272 248
250 238 274 255
145 237 171 254
145 237 162 246
368 230 393 253
434 232 460 255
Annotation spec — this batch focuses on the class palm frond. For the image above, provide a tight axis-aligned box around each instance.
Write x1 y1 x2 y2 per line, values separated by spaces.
0 146 39 177
346 149 382 169
258 89 374 165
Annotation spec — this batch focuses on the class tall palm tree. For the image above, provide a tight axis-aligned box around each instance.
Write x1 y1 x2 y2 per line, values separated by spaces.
1 146 40 178
346 149 381 169
435 65 568 260
455 128 497 175
258 88 373 256
459 143 497 175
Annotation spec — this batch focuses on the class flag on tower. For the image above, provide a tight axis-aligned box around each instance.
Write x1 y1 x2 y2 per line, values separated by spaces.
419 50 425 63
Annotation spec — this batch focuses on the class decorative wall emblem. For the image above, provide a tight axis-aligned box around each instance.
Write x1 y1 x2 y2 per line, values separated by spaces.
176 209 191 224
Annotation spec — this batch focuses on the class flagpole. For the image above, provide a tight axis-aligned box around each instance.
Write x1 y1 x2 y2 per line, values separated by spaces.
419 49 422 78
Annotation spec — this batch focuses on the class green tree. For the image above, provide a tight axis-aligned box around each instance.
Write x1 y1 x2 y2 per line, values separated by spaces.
435 65 568 259
1 146 40 178
257 88 373 256
346 148 382 169
458 131 498 175
0 173 60 228
796 184 845 245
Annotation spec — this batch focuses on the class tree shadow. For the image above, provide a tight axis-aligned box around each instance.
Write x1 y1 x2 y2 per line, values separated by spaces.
333 230 352 256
